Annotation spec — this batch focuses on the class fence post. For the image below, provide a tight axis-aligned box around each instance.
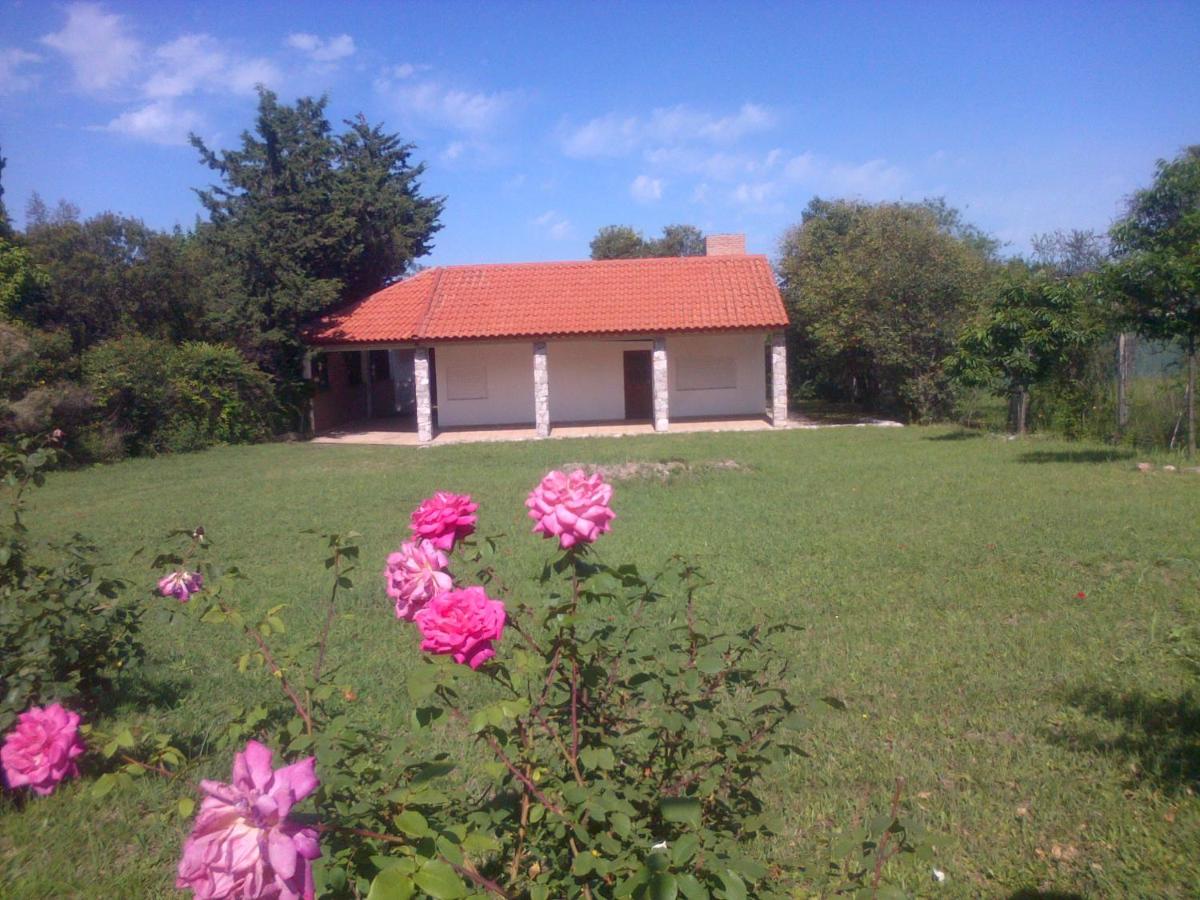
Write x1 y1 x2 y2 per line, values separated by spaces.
1116 332 1134 435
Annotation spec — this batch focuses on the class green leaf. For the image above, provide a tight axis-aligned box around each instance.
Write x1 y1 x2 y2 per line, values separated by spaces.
394 809 430 838
671 833 700 866
650 873 679 900
91 773 117 799
676 873 707 900
660 797 701 828
718 870 746 900
177 796 195 818
572 851 596 876
406 666 438 703
412 860 466 899
580 746 616 771
366 867 416 900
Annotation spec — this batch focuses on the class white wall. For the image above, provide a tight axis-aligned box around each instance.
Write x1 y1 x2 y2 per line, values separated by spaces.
433 342 535 426
431 332 768 428
548 339 651 423
667 331 767 418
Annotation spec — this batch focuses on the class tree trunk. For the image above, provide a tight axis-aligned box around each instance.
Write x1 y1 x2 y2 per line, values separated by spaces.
1009 387 1029 436
1188 335 1196 458
1117 333 1134 435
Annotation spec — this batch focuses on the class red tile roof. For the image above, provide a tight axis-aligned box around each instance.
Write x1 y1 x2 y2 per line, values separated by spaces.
303 254 788 345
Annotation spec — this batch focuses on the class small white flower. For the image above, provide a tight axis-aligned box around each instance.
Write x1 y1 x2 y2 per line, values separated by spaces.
932 868 946 883
651 841 669 851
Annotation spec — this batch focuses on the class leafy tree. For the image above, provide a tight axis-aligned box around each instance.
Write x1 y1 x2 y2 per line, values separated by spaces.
590 225 646 259
947 273 1105 434
0 237 49 319
1031 229 1109 276
1106 146 1200 455
0 144 10 238
778 197 993 419
191 89 443 401
651 223 706 257
21 209 204 351
590 223 706 259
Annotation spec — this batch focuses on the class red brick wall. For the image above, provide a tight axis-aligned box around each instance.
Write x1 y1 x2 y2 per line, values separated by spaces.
705 233 747 256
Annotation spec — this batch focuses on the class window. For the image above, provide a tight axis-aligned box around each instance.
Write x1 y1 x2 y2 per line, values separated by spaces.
676 356 737 391
346 352 363 386
370 349 391 381
446 361 488 400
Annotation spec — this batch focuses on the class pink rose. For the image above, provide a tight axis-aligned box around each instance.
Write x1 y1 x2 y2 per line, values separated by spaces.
413 586 505 670
1 703 85 796
159 570 204 603
525 469 616 549
409 492 478 551
177 740 320 900
385 539 453 620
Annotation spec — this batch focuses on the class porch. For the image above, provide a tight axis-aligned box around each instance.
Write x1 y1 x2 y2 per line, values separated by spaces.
310 413 785 447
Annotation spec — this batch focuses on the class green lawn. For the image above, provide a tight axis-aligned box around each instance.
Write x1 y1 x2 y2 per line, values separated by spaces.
1 426 1198 897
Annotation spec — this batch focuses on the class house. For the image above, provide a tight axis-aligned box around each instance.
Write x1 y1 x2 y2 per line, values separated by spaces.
301 233 789 441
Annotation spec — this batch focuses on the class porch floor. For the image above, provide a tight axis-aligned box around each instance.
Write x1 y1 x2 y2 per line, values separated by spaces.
310 413 791 446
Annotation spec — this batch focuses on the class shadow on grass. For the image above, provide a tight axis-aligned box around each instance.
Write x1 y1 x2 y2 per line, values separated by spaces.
1017 449 1135 464
1008 891 1085 900
925 429 985 441
1049 685 1200 794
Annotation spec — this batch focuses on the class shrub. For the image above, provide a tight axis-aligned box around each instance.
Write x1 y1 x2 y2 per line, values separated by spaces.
82 336 275 456
0 435 143 733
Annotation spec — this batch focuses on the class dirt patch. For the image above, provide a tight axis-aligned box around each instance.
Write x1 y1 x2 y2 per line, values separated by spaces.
560 458 748 481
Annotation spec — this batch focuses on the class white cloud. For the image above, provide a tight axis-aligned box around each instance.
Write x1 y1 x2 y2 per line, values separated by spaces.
144 34 279 99
103 99 202 145
533 210 571 240
560 102 776 158
285 33 356 63
41 2 141 93
0 48 41 94
630 174 662 203
376 68 517 132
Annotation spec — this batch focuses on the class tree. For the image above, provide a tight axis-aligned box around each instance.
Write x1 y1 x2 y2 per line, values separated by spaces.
191 89 443 395
1031 229 1109 276
21 209 204 350
947 273 1105 434
1106 146 1200 455
777 197 994 419
589 224 706 260
0 237 49 320
0 144 10 238
590 225 646 260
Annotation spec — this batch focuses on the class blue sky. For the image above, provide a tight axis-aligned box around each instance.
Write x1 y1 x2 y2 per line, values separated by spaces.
1 1 1197 265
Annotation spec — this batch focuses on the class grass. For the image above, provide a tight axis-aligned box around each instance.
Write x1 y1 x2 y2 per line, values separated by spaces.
2 425 1199 897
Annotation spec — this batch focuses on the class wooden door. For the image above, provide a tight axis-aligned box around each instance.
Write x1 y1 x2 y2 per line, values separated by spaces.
623 350 652 420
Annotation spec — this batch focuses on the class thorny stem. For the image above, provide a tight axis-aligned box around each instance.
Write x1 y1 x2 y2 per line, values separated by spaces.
449 708 567 819
222 601 314 735
120 754 173 778
313 542 343 684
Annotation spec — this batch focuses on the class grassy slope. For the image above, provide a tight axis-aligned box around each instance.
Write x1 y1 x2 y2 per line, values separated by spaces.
1 427 1198 897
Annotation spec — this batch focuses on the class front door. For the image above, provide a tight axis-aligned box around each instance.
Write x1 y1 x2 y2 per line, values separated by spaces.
623 350 652 420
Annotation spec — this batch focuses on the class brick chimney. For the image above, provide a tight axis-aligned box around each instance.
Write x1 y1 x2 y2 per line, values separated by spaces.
705 233 746 256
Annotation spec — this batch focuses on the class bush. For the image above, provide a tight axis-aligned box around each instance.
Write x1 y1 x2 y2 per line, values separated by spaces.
82 336 275 456
0 435 143 733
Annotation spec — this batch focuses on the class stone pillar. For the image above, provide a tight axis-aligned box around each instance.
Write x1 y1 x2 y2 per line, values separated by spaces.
770 333 788 427
652 337 669 432
414 348 433 443
533 341 550 438
361 349 373 419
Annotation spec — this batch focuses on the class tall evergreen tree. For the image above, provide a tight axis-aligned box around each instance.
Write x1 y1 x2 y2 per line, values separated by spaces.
191 89 443 390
